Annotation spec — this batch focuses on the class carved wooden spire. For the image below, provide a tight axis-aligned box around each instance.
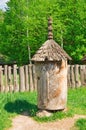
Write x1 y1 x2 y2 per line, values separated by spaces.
31 17 72 62
48 17 53 40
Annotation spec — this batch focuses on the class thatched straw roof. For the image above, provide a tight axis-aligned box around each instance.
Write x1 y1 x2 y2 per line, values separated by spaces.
31 17 71 62
31 39 71 61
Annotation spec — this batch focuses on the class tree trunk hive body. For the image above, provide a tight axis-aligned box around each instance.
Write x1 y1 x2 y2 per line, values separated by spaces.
35 60 67 110
31 17 71 111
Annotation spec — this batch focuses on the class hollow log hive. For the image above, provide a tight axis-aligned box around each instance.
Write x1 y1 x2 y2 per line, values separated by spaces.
31 17 71 110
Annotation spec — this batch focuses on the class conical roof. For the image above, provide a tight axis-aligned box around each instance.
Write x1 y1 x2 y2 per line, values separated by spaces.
31 17 72 62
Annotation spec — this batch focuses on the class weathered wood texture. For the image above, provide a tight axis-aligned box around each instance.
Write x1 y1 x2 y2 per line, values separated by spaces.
0 64 86 93
13 65 18 92
31 39 71 62
35 60 68 110
67 65 86 88
0 64 37 93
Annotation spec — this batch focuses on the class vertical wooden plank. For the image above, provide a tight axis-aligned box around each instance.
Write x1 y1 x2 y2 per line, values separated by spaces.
75 64 81 88
84 65 86 86
29 64 34 92
83 65 86 86
19 66 25 92
25 65 29 91
8 66 12 92
4 65 8 92
67 65 71 88
80 65 85 86
70 65 75 88
2 67 4 92
0 66 3 92
32 64 37 91
78 65 82 87
17 67 19 91
13 64 18 92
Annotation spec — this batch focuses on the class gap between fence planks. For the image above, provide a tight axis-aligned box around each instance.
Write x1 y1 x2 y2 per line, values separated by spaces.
0 64 86 92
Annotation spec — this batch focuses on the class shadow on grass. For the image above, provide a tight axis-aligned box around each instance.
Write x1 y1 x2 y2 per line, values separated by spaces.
4 100 38 117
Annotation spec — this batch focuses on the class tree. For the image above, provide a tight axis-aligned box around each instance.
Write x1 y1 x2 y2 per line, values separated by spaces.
0 0 30 65
0 0 86 64
27 0 86 63
62 0 86 62
0 9 4 51
0 9 4 22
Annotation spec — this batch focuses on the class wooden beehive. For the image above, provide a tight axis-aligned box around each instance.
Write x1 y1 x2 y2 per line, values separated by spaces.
31 17 71 110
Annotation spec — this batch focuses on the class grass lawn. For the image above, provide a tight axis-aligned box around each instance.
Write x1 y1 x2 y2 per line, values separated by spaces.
75 118 86 130
0 87 86 130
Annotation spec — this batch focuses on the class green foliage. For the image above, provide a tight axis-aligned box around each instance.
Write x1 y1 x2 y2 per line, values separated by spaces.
0 0 30 65
0 0 86 64
75 118 86 130
0 9 4 23
0 10 4 51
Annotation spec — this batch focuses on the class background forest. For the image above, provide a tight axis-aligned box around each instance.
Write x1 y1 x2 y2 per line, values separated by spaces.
0 0 86 65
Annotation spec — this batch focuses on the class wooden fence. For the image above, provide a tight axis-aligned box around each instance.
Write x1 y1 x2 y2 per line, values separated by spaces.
67 64 86 88
0 64 37 92
0 64 86 92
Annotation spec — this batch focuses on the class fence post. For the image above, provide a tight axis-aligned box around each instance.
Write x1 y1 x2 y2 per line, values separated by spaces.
13 64 18 92
33 64 37 91
25 65 29 91
67 65 71 88
8 66 13 92
80 65 85 86
29 64 34 91
75 64 81 88
70 65 75 88
19 66 25 92
4 65 8 92
85 65 86 86
0 66 3 92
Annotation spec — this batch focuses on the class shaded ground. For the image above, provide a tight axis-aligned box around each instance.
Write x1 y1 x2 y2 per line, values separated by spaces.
7 114 86 130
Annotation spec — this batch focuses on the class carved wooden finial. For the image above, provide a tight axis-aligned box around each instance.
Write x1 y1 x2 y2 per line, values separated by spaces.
48 17 53 40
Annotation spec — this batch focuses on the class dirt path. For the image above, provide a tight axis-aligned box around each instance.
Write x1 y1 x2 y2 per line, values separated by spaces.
8 114 86 130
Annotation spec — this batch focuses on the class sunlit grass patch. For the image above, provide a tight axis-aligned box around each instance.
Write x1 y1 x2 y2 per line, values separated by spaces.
0 87 86 130
75 118 86 130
